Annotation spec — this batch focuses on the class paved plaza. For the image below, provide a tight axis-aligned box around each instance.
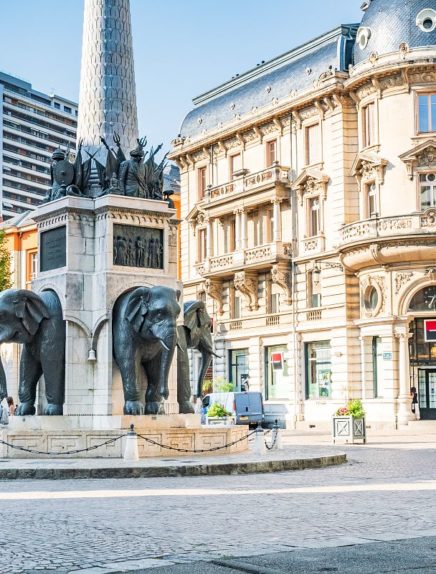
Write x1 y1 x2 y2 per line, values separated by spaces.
1 430 436 573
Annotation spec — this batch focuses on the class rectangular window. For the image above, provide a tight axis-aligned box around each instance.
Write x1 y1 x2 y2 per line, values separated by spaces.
420 173 436 209
198 166 207 199
305 341 332 399
306 123 321 165
229 217 236 251
266 139 277 166
265 345 290 400
307 269 322 308
372 336 383 398
229 349 249 391
418 94 436 133
64 106 72 114
230 153 242 179
231 289 241 319
367 182 377 217
54 102 60 109
308 197 320 236
363 102 376 147
197 228 206 262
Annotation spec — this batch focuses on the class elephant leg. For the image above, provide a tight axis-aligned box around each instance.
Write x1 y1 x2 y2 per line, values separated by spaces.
144 353 164 415
116 349 144 415
16 347 42 416
41 358 65 416
177 333 194 414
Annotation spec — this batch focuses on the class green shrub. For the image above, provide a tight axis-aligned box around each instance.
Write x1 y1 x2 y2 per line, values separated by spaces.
348 399 365 418
213 376 234 393
207 403 231 418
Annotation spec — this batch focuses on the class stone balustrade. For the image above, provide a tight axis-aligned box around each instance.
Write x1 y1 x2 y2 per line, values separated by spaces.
202 241 291 276
340 211 436 245
301 234 325 255
208 165 290 201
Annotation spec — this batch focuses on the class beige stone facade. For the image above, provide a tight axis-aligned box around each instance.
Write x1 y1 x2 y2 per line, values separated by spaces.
171 3 436 428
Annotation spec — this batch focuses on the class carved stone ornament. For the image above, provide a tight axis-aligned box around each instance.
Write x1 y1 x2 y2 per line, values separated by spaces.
422 209 436 227
360 275 384 318
395 272 414 295
352 151 388 186
399 140 436 180
271 263 292 304
234 271 259 311
204 279 224 315
292 167 330 206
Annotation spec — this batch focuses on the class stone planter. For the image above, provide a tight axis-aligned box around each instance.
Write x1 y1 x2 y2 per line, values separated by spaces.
206 416 230 426
332 416 366 444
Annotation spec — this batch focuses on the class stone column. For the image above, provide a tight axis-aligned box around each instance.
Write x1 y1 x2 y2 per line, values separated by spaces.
395 326 413 425
234 209 241 250
272 199 282 242
206 218 213 258
360 336 367 401
77 0 138 153
241 209 248 250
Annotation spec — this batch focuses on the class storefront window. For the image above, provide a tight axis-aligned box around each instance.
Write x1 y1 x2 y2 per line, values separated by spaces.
229 349 249 392
305 341 332 399
372 336 383 398
265 345 290 400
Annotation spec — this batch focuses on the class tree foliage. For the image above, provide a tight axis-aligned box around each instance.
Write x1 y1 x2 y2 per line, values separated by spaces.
0 230 12 292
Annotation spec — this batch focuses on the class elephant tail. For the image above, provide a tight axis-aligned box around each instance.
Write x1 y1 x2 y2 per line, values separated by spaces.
0 352 7 402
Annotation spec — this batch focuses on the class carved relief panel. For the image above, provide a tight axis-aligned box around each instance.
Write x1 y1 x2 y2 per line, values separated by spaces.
113 224 164 269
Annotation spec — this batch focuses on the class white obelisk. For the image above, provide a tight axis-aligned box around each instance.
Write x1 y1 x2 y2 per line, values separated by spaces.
77 0 139 153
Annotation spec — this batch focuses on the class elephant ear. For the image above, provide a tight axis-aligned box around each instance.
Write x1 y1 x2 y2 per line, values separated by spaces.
183 300 206 332
125 287 151 335
13 291 50 337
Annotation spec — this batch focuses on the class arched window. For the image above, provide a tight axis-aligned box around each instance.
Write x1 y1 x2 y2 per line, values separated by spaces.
409 286 436 312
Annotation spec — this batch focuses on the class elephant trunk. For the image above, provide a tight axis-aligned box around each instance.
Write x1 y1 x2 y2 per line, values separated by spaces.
197 349 213 398
0 351 7 401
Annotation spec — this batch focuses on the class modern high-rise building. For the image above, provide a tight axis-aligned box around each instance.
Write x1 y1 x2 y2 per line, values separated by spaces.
0 71 77 220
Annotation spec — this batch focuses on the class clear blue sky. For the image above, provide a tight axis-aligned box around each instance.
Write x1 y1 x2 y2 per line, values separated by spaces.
0 0 363 151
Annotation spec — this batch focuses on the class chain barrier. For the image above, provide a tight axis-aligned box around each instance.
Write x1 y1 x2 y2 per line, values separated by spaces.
264 427 279 451
136 428 258 454
0 427 258 457
0 434 126 456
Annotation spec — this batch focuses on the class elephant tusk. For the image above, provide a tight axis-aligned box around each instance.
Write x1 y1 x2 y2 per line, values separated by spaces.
159 339 171 352
212 351 222 359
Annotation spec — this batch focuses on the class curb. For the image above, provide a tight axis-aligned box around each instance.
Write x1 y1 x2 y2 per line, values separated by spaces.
0 453 346 480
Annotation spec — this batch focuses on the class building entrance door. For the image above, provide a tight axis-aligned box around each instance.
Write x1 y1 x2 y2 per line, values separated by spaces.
418 369 436 420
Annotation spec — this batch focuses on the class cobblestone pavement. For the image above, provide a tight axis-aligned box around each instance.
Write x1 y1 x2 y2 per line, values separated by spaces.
1 434 436 573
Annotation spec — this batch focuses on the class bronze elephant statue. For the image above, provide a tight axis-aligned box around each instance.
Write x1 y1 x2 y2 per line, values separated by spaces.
177 300 217 413
112 286 180 415
0 289 65 415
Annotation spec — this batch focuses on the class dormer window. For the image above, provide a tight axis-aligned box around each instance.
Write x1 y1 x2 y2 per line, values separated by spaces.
416 8 436 32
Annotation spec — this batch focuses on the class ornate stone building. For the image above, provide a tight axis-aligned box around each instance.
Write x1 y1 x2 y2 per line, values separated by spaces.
170 0 436 428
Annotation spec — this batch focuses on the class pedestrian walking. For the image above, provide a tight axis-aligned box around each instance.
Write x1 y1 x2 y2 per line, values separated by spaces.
410 386 420 420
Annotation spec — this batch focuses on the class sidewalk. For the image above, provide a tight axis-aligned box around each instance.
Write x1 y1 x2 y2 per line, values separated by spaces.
0 443 346 480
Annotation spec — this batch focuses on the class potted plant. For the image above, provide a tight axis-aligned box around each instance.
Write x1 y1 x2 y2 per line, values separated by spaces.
206 402 232 425
332 399 366 444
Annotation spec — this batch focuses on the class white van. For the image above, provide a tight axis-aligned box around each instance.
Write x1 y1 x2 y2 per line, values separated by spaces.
202 392 264 426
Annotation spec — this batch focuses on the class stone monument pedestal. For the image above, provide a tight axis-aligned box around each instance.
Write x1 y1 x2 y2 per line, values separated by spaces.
32 193 180 416
0 415 248 459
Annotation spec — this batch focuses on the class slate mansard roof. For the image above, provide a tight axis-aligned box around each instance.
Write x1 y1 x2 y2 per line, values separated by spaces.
354 0 436 64
179 25 358 141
